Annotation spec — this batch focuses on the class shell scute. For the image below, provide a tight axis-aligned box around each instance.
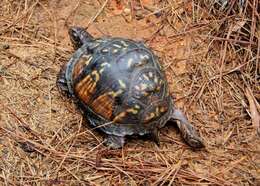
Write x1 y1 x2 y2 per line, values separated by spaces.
63 36 171 135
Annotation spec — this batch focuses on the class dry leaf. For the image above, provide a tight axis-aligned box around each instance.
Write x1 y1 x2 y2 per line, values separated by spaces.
245 87 260 136
231 20 246 32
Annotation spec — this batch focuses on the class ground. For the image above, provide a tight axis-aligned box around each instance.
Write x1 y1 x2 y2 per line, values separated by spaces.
0 0 259 185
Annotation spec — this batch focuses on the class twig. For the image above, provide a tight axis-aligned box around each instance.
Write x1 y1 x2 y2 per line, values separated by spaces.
85 0 109 29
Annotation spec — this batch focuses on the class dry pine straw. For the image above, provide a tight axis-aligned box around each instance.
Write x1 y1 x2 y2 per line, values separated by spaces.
0 0 259 185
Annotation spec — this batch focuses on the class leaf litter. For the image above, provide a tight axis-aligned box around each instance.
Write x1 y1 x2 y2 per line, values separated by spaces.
0 0 259 185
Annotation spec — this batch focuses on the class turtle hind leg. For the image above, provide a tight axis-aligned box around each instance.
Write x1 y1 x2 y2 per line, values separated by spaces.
56 65 71 97
104 135 125 149
170 108 204 148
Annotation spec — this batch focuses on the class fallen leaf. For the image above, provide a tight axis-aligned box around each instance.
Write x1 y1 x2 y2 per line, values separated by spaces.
231 20 246 32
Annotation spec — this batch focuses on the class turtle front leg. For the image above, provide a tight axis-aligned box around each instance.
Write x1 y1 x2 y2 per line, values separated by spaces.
150 127 160 146
170 108 204 148
56 65 71 97
104 135 125 149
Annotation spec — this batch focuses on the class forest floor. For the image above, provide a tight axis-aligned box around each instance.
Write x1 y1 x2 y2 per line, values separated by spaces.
0 0 259 185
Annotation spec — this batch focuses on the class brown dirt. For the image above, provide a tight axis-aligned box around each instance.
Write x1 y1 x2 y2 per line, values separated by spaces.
0 0 259 185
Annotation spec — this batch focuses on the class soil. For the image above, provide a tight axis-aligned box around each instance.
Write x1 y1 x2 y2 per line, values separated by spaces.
0 0 259 185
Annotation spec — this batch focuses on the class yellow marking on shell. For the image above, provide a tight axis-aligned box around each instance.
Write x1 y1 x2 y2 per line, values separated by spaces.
99 68 105 74
154 76 159 84
160 107 167 113
85 56 93 66
99 62 111 74
113 44 122 48
155 107 160 116
113 112 127 122
101 62 111 67
92 43 99 48
149 83 155 89
148 72 153 78
135 85 141 91
109 89 123 97
127 108 138 114
127 58 134 68
149 113 155 119
91 70 100 82
140 83 147 90
101 48 109 53
90 93 113 119
142 92 149 97
112 49 119 53
95 39 102 43
120 40 128 47
139 77 143 81
140 55 149 60
134 105 140 109
143 74 149 80
118 80 126 89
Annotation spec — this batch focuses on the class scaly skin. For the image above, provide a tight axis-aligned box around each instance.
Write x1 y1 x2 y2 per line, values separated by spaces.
171 108 204 148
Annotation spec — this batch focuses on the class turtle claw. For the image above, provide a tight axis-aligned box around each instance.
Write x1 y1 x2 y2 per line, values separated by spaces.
171 108 204 148
151 128 160 147
104 135 125 149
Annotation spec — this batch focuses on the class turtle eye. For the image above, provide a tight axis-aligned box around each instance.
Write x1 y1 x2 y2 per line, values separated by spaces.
69 28 82 48
71 30 80 41
72 31 78 39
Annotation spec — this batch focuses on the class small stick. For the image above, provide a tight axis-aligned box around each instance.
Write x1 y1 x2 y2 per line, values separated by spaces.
64 0 81 27
85 0 109 29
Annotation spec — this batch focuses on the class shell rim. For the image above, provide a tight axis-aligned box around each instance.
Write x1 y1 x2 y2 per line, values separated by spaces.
64 38 173 136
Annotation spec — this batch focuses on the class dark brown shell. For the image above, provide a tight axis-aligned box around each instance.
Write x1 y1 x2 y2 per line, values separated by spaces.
62 37 173 136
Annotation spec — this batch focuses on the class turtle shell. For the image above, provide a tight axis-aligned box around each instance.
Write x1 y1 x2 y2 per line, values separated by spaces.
64 37 173 136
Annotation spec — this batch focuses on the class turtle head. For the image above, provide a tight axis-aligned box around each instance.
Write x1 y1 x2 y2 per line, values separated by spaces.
69 27 94 49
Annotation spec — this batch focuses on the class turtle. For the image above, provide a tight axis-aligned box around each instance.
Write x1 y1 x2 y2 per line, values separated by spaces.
57 26 204 149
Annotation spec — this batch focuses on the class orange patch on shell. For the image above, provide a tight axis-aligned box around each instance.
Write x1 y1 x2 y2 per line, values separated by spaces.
75 75 96 104
73 55 92 80
90 93 114 119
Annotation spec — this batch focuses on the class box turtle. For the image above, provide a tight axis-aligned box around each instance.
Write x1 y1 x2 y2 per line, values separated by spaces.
57 27 204 149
